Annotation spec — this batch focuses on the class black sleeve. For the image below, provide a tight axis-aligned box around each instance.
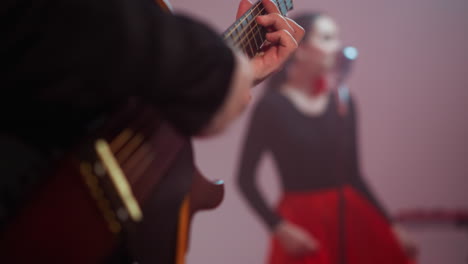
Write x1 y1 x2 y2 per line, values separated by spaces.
348 98 393 222
236 99 282 230
0 0 235 233
149 12 235 136
2 0 234 137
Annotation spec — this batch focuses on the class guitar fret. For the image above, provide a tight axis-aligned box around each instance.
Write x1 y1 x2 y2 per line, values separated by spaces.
234 7 267 55
231 7 265 56
240 40 247 56
249 42 255 57
224 4 261 38
249 22 260 50
223 2 262 40
247 23 263 54
223 0 293 57
255 24 265 49
246 30 255 58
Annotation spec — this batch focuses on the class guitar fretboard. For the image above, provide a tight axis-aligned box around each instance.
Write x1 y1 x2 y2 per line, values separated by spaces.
222 0 293 58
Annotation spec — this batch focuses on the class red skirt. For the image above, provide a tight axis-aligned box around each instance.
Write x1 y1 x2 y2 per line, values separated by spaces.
268 186 415 264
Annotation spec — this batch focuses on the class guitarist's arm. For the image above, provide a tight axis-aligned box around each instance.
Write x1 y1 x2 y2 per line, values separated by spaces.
198 51 254 136
0 0 247 231
198 0 305 136
143 0 303 137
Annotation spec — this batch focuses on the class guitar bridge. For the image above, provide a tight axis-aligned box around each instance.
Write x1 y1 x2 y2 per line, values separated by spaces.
95 139 143 223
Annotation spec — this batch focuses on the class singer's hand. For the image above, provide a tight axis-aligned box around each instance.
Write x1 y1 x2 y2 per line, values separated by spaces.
274 221 319 257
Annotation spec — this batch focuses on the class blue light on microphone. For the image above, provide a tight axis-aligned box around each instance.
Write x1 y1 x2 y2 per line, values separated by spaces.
343 46 358 60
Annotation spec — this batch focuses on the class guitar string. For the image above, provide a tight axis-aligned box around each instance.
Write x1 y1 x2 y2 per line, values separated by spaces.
227 2 290 56
227 6 265 45
233 19 265 56
224 0 288 40
223 1 263 39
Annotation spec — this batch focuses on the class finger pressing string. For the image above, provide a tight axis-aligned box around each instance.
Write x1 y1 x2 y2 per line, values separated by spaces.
256 13 294 35
266 29 297 50
262 0 281 14
285 17 305 42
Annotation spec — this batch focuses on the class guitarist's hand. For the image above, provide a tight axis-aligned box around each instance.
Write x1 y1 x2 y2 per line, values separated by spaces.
237 0 305 84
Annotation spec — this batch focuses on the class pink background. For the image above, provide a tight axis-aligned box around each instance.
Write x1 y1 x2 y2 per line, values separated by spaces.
170 0 468 263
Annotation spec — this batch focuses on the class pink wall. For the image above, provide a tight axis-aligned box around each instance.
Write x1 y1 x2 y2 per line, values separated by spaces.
170 0 468 263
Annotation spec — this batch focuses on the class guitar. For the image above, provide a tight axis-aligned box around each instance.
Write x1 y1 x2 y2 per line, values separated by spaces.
0 0 294 263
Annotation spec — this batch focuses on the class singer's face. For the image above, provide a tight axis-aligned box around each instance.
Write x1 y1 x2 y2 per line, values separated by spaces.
297 15 341 74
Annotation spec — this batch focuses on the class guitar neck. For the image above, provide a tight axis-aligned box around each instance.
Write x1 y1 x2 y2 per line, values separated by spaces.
222 0 293 58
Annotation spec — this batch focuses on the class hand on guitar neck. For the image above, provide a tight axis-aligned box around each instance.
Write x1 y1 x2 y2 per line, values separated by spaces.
161 0 302 86
235 0 304 84
199 0 304 136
